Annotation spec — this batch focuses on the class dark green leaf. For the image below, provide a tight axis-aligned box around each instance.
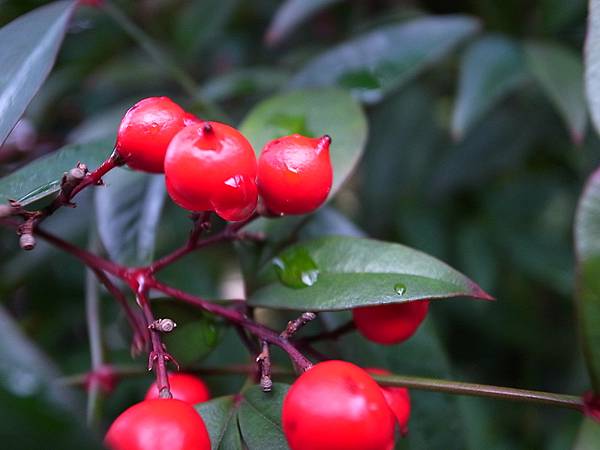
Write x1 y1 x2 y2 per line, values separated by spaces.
452 35 527 139
0 139 112 206
199 68 289 103
196 384 290 450
95 168 166 266
249 236 492 311
265 0 344 46
0 1 76 146
290 16 480 103
586 0 600 138
196 396 243 450
151 299 222 366
238 384 290 450
575 166 600 391
240 89 367 197
526 41 587 142
574 418 600 450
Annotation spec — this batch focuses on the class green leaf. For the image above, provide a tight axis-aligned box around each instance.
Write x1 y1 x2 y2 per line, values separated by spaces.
249 236 492 311
290 16 480 103
199 68 290 103
196 396 243 450
575 166 600 391
0 139 113 206
151 299 222 366
574 418 600 450
587 0 600 139
238 384 290 450
95 168 166 266
452 35 527 139
196 384 290 450
265 0 344 46
240 89 367 198
525 41 587 143
0 1 76 146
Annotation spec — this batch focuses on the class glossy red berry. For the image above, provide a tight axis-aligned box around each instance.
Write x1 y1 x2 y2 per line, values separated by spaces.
164 121 258 221
144 373 210 405
366 368 411 436
115 97 187 173
282 360 396 450
105 399 210 450
352 300 430 345
257 134 333 215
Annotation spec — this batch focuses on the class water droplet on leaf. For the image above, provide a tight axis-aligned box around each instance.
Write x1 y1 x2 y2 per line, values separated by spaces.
394 283 407 295
273 247 319 289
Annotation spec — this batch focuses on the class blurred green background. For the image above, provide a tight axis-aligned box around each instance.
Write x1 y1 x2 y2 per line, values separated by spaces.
0 0 596 448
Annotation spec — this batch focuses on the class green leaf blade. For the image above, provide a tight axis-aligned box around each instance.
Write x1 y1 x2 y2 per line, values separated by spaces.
452 35 527 139
526 41 587 143
0 139 113 206
290 16 480 103
249 236 492 311
586 0 600 138
0 1 76 146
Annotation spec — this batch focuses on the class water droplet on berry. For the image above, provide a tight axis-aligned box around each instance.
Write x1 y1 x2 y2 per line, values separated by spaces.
394 283 407 295
273 247 319 289
224 175 242 188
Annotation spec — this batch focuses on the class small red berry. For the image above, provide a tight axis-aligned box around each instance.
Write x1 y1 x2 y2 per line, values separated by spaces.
257 134 333 215
352 300 430 345
183 112 202 127
144 373 210 405
105 399 211 450
164 121 258 221
282 360 396 450
366 368 411 436
115 97 187 173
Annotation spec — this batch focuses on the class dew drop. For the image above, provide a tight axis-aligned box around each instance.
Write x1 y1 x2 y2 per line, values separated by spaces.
273 247 319 289
394 283 407 295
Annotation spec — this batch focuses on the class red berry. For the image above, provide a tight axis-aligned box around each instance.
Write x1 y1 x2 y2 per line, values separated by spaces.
105 399 210 450
116 97 187 173
144 373 210 405
352 300 429 345
164 121 258 221
282 360 395 450
183 112 202 127
257 134 333 215
366 368 411 436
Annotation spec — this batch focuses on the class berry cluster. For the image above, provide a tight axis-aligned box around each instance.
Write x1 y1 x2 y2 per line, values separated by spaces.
114 97 334 220
103 97 429 450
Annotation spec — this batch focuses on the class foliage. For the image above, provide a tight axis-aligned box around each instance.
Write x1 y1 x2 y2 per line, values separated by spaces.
0 0 599 448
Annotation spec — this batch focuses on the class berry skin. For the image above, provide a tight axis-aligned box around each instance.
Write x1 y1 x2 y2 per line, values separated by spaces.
257 134 333 215
366 368 411 436
352 300 429 345
105 399 211 450
115 97 187 173
164 121 258 221
144 373 210 405
282 360 396 450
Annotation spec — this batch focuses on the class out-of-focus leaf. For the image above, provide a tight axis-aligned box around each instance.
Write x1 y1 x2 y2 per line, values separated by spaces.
0 1 76 146
526 41 587 142
67 102 129 145
586 0 600 138
0 139 113 206
249 236 492 311
574 418 600 449
298 207 365 240
199 68 289 103
196 384 289 450
452 35 527 139
95 168 166 266
151 299 222 366
265 0 344 46
240 89 367 197
290 16 480 103
575 166 600 391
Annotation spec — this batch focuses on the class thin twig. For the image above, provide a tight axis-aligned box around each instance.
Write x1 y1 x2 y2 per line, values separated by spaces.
281 312 317 339
256 340 273 392
85 243 103 426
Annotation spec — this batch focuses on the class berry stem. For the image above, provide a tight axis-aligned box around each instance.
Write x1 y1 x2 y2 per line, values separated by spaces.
281 312 317 339
372 374 583 411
